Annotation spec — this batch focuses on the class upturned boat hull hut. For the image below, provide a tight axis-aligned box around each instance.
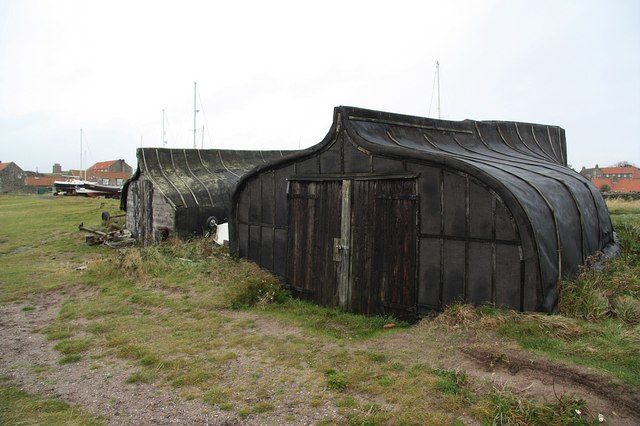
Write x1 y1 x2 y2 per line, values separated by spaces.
122 148 290 244
230 106 616 318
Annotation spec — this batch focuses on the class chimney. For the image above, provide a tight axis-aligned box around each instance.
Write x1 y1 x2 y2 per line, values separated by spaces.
53 163 62 174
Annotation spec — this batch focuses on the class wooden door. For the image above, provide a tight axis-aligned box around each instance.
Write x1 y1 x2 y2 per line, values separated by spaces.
350 179 417 318
287 180 342 306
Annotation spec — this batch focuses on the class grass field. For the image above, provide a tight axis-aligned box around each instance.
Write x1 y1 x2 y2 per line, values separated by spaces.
1 194 638 424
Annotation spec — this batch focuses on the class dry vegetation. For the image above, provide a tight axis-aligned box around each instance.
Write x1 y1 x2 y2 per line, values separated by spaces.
1 195 638 424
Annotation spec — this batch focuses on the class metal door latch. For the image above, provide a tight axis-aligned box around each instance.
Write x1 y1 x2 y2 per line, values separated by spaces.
333 238 349 261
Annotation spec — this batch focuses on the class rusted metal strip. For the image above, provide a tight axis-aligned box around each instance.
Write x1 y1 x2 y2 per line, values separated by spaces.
349 115 473 134
419 233 520 245
288 173 418 181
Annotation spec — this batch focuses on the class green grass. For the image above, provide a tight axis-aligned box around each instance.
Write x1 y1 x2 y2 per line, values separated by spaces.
58 354 82 365
125 370 155 384
325 369 349 391
53 338 92 355
0 194 636 424
0 194 121 303
474 391 596 426
0 379 103 425
259 298 408 340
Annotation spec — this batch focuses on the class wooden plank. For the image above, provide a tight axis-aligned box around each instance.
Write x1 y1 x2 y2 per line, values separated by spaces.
337 180 351 308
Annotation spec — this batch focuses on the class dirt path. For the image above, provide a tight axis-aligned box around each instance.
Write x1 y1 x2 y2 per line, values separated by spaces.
0 294 238 425
2 293 638 425
458 344 640 420
365 324 640 425
451 342 640 424
0 293 342 425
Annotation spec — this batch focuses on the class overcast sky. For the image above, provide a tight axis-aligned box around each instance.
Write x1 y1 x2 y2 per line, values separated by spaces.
1 0 638 173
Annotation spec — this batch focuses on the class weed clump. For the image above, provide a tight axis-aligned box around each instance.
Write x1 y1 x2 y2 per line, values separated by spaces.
202 387 228 406
228 275 289 309
433 304 479 327
432 369 468 396
58 354 82 365
125 370 154 384
325 369 349 391
53 338 92 355
613 295 640 325
118 249 146 279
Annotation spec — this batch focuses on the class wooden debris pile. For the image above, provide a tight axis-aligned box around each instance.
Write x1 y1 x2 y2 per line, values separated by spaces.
78 222 136 248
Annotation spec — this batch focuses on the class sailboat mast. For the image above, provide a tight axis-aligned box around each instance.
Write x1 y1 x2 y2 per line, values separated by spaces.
80 128 83 180
162 109 167 146
436 61 441 120
193 82 197 149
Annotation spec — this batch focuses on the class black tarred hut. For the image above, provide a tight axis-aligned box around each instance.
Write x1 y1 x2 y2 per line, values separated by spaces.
121 148 291 245
229 106 617 319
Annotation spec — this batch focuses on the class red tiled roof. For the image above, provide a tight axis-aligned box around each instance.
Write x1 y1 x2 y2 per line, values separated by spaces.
0 163 8 171
88 160 117 171
599 166 639 175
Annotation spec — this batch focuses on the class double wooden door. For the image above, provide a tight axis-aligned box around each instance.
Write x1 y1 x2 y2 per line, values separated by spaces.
287 178 417 318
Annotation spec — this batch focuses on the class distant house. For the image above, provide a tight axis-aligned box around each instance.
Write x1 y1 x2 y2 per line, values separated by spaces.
77 159 133 186
0 161 26 193
580 165 640 192
24 174 58 194
24 163 73 194
87 159 133 175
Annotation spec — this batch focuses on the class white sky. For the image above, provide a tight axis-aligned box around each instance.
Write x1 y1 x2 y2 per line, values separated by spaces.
1 0 638 173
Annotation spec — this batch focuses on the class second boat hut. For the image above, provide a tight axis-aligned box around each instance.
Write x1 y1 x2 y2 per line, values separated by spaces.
122 148 290 244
